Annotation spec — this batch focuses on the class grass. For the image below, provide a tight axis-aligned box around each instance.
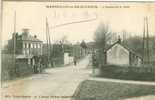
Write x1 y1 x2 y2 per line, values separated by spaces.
73 80 155 100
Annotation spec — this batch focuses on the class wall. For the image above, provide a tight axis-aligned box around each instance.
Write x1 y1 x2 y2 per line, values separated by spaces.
107 44 130 66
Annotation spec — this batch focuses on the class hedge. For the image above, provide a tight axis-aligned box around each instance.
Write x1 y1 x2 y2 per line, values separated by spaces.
99 64 155 81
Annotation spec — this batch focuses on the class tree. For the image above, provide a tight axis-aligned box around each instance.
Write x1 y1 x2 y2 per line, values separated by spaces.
94 22 112 65
80 40 87 49
94 22 112 49
123 36 143 55
3 33 20 54
80 40 88 56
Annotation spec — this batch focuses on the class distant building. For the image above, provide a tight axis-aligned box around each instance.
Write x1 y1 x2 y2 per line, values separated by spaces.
104 39 142 66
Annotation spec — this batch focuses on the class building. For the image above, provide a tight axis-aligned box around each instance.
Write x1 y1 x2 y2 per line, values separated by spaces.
104 39 142 66
2 29 43 77
12 29 43 66
15 29 43 56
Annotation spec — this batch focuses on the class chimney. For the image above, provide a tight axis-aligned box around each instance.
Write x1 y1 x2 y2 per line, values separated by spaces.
22 28 29 37
34 35 37 38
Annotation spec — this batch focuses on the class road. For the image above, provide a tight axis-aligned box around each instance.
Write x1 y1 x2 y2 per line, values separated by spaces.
1 56 92 100
2 55 155 100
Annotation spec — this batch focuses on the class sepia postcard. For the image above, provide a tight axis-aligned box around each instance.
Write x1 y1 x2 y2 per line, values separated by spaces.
1 0 155 100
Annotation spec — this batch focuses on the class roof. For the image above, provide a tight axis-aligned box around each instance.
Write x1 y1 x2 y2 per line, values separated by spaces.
21 35 42 42
105 40 142 59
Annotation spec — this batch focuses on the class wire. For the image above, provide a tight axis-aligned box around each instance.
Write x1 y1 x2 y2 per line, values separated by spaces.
50 17 97 29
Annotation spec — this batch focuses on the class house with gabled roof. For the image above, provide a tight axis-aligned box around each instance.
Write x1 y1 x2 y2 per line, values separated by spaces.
104 38 142 66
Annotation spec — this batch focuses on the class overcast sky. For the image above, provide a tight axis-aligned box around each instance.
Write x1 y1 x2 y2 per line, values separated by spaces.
2 2 155 46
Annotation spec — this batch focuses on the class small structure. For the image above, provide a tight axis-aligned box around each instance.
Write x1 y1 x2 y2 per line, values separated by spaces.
104 39 142 66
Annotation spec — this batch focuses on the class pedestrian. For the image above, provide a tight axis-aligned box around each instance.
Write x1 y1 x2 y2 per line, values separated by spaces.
74 56 77 66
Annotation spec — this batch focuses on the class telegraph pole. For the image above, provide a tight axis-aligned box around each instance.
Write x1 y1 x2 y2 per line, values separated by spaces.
13 11 17 75
46 17 52 67
46 17 49 56
142 17 146 64
142 17 150 64
146 17 150 64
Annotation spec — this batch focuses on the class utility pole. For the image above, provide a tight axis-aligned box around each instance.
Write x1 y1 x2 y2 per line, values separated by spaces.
46 17 49 56
46 17 52 67
142 17 145 64
146 17 150 64
13 11 17 75
142 17 150 64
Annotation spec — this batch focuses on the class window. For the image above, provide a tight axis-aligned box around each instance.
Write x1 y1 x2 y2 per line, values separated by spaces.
23 43 25 48
28 43 31 48
27 49 29 54
27 43 29 48
38 44 40 48
31 43 33 48
34 44 36 48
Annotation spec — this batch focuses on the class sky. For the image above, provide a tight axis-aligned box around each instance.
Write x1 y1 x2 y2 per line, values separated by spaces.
2 2 155 46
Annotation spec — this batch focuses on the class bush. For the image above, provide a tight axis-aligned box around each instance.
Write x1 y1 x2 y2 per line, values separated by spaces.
99 64 155 81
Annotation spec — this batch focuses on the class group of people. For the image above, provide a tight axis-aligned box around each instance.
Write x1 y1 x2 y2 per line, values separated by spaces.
32 55 78 73
32 56 44 73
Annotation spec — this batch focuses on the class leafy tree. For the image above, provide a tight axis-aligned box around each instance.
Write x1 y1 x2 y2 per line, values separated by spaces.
94 22 112 65
94 22 112 50
80 40 87 49
123 36 143 56
124 35 155 63
3 33 19 54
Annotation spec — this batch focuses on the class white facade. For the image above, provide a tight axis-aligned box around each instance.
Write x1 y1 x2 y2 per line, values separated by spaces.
22 42 42 56
107 44 130 66
64 53 73 65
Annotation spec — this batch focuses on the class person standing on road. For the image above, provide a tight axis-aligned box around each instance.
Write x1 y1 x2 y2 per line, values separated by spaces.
74 56 77 66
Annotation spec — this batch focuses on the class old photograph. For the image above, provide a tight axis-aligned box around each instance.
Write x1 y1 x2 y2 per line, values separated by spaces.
1 1 155 100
